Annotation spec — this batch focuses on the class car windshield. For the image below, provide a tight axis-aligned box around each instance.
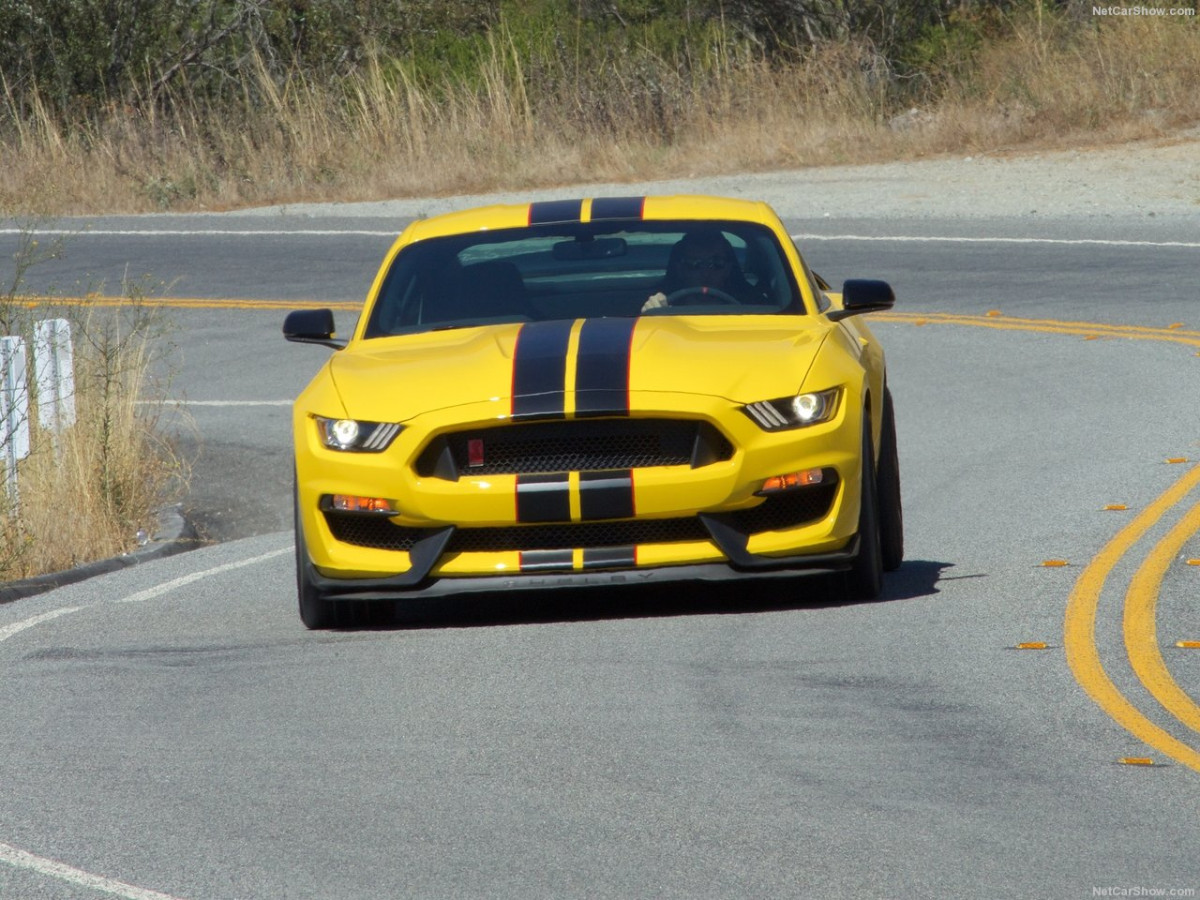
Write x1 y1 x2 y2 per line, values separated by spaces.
363 219 805 338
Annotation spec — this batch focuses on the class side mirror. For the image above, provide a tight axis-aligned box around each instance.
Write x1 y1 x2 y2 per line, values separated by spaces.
827 279 895 322
283 309 346 349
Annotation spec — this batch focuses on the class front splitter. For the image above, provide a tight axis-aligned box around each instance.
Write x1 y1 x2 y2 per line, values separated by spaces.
307 540 858 602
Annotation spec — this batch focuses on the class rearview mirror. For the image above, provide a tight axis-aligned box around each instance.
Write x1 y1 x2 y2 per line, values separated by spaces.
552 237 628 261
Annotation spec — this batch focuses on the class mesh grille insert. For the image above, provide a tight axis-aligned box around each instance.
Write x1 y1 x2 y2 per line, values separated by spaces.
726 482 838 533
417 419 732 477
325 514 428 551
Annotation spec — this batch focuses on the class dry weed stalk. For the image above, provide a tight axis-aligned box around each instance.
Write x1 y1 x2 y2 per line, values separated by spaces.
0 255 184 580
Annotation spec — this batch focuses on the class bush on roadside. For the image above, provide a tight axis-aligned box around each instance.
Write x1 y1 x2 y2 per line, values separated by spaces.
0 0 1196 212
0 0 981 115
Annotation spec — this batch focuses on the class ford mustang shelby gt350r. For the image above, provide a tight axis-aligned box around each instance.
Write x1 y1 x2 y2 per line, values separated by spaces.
285 195 902 628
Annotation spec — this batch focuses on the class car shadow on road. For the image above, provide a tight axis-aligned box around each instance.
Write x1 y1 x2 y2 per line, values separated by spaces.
344 559 959 632
882 559 964 602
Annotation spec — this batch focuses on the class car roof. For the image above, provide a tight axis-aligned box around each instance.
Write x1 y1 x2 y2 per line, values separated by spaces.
400 195 780 243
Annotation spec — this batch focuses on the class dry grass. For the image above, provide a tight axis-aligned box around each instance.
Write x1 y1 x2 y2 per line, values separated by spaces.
0 302 184 580
1 10 1197 215
894 9 1200 154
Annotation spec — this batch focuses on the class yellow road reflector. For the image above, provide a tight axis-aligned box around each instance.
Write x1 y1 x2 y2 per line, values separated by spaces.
1040 559 1070 567
1166 457 1189 464
1016 642 1049 650
1084 335 1101 341
914 318 928 326
1177 641 1200 649
1103 504 1128 511
1187 559 1200 566
1168 323 1184 330
1119 757 1156 766
986 310 1002 317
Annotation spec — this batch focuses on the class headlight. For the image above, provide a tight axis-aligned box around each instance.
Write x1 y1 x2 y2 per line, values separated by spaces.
741 388 841 431
314 416 402 452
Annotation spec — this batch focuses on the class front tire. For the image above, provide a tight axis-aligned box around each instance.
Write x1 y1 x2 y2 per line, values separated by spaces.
294 484 388 629
844 425 883 601
878 388 904 572
295 491 338 629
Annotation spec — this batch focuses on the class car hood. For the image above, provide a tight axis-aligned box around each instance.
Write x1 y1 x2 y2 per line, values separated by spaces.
329 316 832 422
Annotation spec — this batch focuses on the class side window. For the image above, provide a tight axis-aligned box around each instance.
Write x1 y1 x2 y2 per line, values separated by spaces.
367 247 436 336
393 273 432 330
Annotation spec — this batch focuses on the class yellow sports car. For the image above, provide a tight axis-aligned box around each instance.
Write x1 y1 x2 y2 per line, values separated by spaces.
285 195 902 628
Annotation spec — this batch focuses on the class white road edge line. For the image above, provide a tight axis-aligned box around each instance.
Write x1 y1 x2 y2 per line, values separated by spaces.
0 228 395 238
0 606 84 643
0 841 187 900
0 546 291 897
157 400 294 407
113 546 291 604
790 233 1200 248
2 227 1198 249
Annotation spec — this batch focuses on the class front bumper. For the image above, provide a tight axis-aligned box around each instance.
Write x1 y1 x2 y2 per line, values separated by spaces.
295 389 866 588
301 533 860 601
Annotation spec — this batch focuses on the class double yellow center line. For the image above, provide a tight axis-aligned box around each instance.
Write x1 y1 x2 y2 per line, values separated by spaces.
1065 464 1200 771
883 311 1200 771
878 311 1200 350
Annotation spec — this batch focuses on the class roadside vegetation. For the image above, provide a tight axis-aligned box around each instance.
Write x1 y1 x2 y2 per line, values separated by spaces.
0 235 184 581
1 0 1197 214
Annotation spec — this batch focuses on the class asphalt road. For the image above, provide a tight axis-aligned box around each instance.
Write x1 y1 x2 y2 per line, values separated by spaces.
1 212 1198 899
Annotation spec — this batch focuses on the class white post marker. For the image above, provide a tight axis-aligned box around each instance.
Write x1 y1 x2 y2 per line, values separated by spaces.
33 317 76 438
1 335 31 509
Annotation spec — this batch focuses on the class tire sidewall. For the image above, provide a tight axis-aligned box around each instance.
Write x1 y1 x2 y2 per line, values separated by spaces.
845 424 883 600
878 388 904 572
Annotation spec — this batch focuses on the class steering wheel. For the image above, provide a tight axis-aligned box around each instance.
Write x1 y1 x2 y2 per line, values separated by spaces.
664 286 739 306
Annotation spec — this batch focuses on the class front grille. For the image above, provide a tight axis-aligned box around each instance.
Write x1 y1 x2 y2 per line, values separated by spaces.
416 419 733 478
323 481 837 554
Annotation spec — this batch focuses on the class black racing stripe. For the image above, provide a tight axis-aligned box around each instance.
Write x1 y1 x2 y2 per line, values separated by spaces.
579 470 635 520
516 473 571 523
528 199 584 225
574 317 637 418
582 546 637 570
511 320 573 420
520 549 574 572
590 196 645 221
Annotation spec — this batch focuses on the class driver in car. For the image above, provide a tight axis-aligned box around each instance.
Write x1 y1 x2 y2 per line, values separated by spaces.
642 229 766 312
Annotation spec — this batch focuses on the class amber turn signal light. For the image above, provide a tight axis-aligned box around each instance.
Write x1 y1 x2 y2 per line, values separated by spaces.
759 468 824 494
328 494 396 514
